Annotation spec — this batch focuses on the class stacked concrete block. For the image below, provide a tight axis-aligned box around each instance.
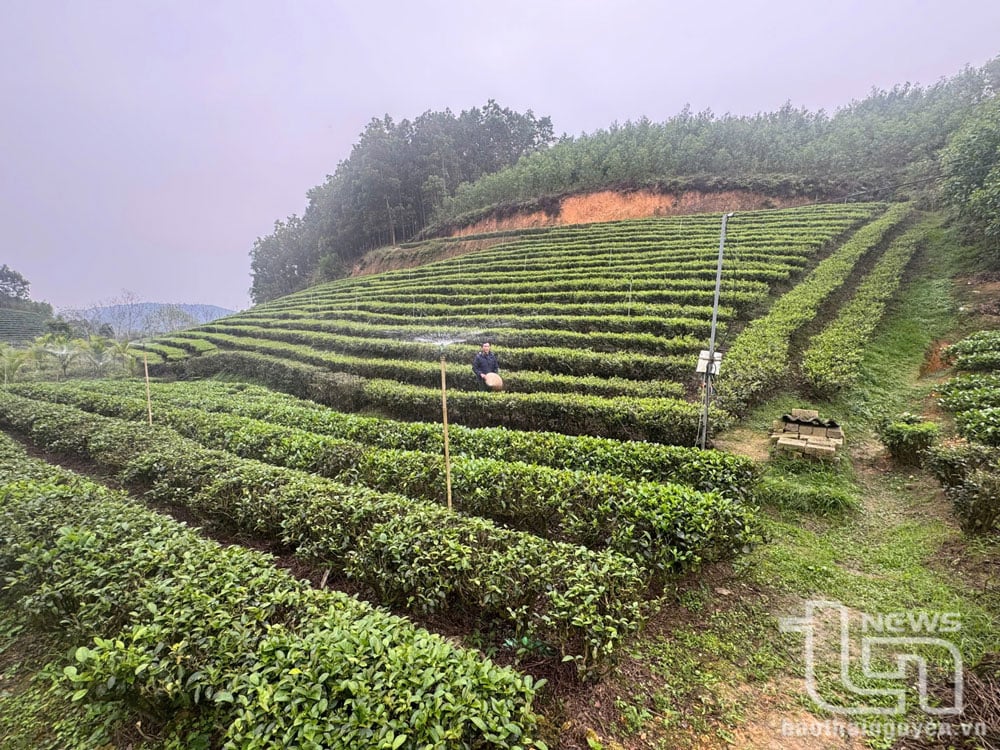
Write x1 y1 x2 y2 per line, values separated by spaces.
769 409 845 459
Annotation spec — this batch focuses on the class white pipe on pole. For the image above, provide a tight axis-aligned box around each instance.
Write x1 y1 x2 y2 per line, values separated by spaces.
697 212 734 449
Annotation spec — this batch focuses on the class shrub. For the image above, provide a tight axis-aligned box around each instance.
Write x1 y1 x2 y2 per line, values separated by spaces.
924 442 1000 534
948 469 1000 534
0 435 545 748
879 414 940 467
955 407 1000 446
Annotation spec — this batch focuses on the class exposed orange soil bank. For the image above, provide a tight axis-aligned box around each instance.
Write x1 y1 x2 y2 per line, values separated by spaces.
351 189 813 277
451 189 813 236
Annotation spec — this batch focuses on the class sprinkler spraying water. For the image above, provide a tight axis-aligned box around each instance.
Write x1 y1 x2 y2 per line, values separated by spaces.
413 332 484 511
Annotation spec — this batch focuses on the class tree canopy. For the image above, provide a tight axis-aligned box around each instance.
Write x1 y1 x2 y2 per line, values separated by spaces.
249 101 554 303
942 95 1000 262
435 60 1000 225
0 264 53 319
248 58 1000 303
0 264 30 302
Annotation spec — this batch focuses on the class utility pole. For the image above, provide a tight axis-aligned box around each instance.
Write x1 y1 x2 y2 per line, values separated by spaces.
697 212 734 450
439 354 453 511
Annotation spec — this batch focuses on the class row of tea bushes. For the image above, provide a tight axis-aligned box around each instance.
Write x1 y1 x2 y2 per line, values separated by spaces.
184 308 720 337
153 349 719 444
0 393 646 674
182 325 696 383
0 432 546 749
937 373 1000 412
715 202 911 415
202 317 705 359
940 334 1000 446
801 217 931 396
223 314 706 355
927 330 1000 533
943 330 1000 372
924 440 1000 534
303 285 769 311
153 332 685 399
71 378 757 497
315 271 786 301
10 382 758 576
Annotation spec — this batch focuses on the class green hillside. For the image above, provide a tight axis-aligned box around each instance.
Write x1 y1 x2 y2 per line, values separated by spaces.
4 51 1000 750
139 201 911 443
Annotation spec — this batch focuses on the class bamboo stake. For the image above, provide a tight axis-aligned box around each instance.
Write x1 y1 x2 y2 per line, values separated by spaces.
143 352 153 426
440 355 453 511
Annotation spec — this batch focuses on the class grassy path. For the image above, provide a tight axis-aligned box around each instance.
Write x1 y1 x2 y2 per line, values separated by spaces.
564 223 999 749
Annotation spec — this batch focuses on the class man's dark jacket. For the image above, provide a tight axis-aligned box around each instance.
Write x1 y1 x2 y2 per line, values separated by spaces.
472 351 499 378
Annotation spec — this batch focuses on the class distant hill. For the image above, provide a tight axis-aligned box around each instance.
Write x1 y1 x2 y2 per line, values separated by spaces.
61 302 235 338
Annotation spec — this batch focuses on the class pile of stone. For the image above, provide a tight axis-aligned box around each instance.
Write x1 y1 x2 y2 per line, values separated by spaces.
769 409 845 459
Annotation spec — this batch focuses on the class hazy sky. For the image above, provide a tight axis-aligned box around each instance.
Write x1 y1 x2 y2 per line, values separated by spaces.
2 1 999 313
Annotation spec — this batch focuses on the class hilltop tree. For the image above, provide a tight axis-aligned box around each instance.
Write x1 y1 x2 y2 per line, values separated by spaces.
0 265 53 324
942 96 1000 263
0 265 30 302
250 216 317 304
249 101 555 303
437 58 1000 222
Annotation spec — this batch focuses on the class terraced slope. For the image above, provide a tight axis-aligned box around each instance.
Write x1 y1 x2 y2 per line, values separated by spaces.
139 202 898 441
0 308 47 345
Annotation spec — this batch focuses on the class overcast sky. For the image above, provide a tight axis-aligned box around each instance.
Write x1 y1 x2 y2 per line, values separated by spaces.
2 1 999 313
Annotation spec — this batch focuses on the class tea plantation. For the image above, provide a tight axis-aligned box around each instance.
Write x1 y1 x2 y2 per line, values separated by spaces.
5 200 972 749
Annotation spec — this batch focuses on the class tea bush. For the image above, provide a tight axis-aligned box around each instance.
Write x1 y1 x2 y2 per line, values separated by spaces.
879 413 941 467
0 393 646 673
0 433 545 748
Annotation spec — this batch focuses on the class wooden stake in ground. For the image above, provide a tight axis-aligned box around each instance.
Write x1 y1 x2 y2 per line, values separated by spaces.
440 355 453 511
143 352 153 426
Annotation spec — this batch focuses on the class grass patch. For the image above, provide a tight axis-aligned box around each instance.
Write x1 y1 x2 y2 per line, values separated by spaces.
837 225 959 424
757 453 861 515
613 597 797 747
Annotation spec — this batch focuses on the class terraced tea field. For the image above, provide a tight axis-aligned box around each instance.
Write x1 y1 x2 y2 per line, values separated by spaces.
5 200 964 749
0 372 761 746
136 202 916 443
